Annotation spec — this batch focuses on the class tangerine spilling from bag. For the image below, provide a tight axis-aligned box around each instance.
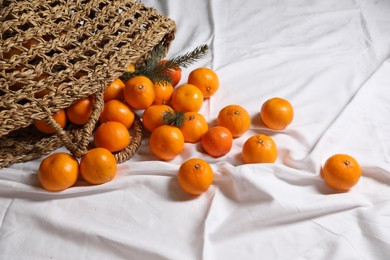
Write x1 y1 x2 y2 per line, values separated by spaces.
34 44 211 191
38 153 79 192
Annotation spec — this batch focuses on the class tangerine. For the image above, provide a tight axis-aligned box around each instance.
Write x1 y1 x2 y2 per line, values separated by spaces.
37 152 79 191
3 47 22 59
260 97 294 130
66 96 94 125
34 109 67 134
321 154 361 191
126 64 135 72
149 125 184 161
188 67 219 98
201 126 233 157
124 75 155 110
217 105 251 138
179 112 209 143
94 121 131 153
142 104 174 133
22 38 39 49
242 134 278 164
99 99 134 129
159 60 181 87
177 158 214 195
103 78 125 102
153 81 174 105
170 84 203 112
80 147 117 185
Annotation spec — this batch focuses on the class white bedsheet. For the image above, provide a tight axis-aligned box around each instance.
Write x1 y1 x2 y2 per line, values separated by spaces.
1 0 390 259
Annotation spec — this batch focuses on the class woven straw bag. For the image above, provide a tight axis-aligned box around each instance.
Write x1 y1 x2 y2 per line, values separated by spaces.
0 0 176 168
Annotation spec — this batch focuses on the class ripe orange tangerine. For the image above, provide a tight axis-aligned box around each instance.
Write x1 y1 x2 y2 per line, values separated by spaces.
217 104 251 138
321 154 361 191
159 60 182 87
177 158 214 195
142 104 174 133
23 38 39 49
171 84 203 112
80 147 117 185
201 126 233 157
178 112 209 143
94 121 131 153
242 134 278 164
260 97 294 130
103 78 125 102
3 47 22 59
124 75 155 110
66 96 94 125
126 64 135 72
153 81 174 105
34 109 67 134
188 67 219 98
99 99 135 129
149 125 185 161
38 152 79 191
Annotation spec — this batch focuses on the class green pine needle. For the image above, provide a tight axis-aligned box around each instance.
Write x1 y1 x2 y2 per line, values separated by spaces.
168 44 209 69
162 110 186 127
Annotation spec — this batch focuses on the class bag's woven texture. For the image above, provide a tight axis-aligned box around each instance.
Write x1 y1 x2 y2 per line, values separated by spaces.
0 0 176 168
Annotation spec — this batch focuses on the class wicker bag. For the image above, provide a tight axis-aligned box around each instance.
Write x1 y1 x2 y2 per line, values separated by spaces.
0 0 176 168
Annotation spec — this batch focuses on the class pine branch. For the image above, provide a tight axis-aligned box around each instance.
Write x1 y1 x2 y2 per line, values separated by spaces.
152 44 209 76
119 44 167 83
149 44 209 84
119 44 209 84
162 110 186 127
141 44 168 77
169 44 209 69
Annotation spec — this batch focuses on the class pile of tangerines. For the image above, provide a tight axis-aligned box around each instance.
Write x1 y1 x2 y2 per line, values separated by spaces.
34 62 361 194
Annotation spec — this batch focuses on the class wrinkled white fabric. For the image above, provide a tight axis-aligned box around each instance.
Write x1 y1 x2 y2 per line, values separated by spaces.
1 0 390 259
